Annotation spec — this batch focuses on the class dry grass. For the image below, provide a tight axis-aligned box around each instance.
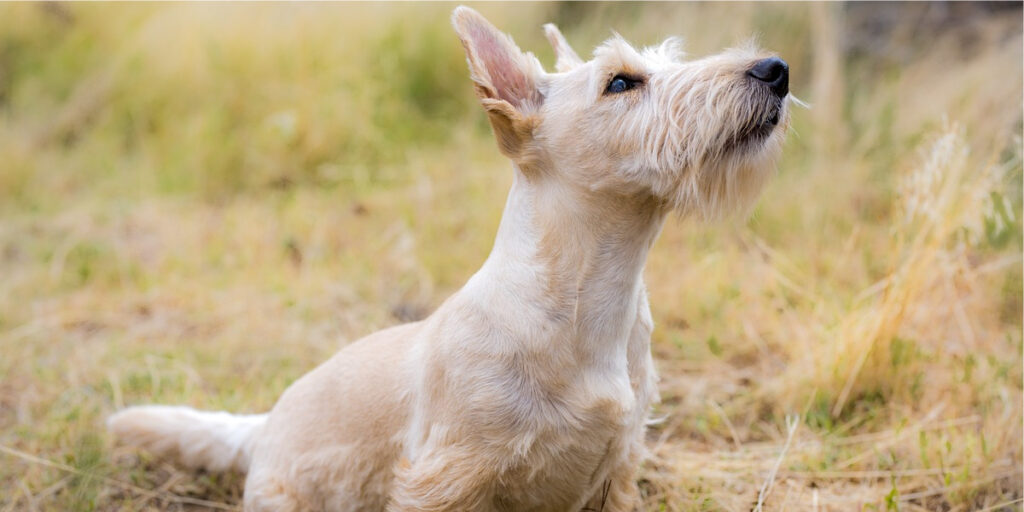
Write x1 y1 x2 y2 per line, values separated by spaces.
0 3 1021 511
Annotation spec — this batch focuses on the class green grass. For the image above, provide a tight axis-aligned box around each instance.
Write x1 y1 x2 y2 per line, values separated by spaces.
0 3 1021 511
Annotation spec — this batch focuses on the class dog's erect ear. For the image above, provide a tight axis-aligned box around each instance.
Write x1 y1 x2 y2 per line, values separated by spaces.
452 6 543 160
543 23 582 72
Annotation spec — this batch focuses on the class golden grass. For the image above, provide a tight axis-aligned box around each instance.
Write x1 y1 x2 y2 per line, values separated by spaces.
0 3 1020 511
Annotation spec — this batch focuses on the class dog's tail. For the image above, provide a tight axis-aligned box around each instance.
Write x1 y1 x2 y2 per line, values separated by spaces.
108 405 267 473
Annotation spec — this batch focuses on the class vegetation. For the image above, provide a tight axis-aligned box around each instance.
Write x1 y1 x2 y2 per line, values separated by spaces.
0 3 1020 510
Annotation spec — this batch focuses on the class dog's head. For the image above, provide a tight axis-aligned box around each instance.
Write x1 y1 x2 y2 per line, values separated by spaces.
452 6 791 219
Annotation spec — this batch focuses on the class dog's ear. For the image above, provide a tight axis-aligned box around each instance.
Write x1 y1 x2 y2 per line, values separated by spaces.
452 6 543 160
543 23 582 72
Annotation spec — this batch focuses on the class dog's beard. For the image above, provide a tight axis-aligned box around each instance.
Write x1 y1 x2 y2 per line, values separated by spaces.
618 78 788 220
720 96 785 156
671 102 787 220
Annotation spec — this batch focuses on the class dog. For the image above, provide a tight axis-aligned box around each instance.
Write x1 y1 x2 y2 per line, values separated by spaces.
109 6 790 511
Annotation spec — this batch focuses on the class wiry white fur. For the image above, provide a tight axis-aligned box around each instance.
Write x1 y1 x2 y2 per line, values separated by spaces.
108 406 266 472
540 37 789 221
108 6 789 511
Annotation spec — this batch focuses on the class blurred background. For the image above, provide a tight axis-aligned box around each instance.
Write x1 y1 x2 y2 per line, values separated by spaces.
0 2 1020 511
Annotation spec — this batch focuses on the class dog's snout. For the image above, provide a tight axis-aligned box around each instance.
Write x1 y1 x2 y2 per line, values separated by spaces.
748 57 789 98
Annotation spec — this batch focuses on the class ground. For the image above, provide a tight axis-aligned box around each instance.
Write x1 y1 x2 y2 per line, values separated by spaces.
0 3 1021 511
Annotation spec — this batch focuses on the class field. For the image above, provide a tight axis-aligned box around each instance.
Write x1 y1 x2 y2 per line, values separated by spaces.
0 3 1021 511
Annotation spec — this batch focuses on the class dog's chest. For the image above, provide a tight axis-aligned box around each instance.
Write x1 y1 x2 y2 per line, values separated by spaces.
486 371 637 510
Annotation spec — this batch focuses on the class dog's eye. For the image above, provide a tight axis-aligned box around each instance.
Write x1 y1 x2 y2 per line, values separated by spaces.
606 75 640 94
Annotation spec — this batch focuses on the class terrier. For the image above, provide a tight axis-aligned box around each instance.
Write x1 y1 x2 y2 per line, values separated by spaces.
109 7 791 511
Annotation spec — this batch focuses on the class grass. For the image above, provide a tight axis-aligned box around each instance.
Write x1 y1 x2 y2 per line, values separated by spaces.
0 3 1021 511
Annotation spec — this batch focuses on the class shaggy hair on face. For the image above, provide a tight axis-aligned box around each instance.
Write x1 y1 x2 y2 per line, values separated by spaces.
596 38 789 219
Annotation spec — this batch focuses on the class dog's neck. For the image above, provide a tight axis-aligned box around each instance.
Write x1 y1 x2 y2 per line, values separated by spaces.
466 167 668 366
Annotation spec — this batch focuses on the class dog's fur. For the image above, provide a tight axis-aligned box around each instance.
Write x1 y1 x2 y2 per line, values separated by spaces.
109 7 790 511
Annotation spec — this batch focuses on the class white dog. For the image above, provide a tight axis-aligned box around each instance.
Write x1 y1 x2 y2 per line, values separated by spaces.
110 7 790 511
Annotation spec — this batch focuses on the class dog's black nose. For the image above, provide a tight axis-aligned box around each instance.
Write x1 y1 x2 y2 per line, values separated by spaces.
748 57 789 98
